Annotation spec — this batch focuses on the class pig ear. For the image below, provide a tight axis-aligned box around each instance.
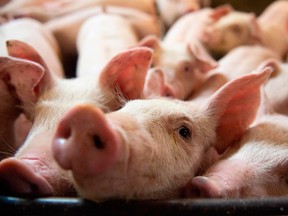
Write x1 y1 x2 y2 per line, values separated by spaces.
137 35 161 51
6 40 54 91
256 59 281 78
99 47 152 100
205 67 273 154
188 41 218 72
6 40 49 71
210 4 233 21
143 68 165 98
0 56 45 112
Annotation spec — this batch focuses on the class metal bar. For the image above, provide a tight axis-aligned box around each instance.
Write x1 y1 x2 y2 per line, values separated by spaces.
1 196 288 216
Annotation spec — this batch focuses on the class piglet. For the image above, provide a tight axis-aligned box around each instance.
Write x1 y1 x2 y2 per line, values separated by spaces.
189 45 280 100
258 0 288 59
45 6 162 64
184 102 288 198
76 13 139 77
0 40 152 197
51 67 271 201
0 0 157 22
260 61 288 116
164 5 261 58
138 35 217 99
0 57 33 159
201 10 262 58
0 17 64 78
156 0 209 28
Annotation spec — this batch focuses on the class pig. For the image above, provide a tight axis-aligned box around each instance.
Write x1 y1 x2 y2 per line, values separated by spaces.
262 61 288 116
155 0 210 28
0 17 65 151
51 67 272 201
163 5 262 58
137 34 217 99
0 0 157 23
189 45 281 100
201 10 262 58
44 6 162 65
184 105 288 198
0 17 64 78
257 0 288 59
0 40 152 197
76 13 139 77
0 58 23 159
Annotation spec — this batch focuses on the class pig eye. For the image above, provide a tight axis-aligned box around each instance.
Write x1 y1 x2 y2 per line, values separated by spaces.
178 126 191 140
230 25 242 34
180 62 193 74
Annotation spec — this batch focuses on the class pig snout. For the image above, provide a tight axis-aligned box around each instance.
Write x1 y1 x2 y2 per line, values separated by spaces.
52 104 122 177
0 158 53 197
183 176 223 198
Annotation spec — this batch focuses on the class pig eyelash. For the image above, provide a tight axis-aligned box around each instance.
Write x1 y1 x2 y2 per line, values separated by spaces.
0 138 16 159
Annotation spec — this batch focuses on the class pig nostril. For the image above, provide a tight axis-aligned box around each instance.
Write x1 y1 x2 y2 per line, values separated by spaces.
60 125 71 139
191 186 203 198
93 135 105 150
183 183 203 198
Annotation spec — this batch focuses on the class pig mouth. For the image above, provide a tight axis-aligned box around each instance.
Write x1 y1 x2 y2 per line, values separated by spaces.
0 157 54 197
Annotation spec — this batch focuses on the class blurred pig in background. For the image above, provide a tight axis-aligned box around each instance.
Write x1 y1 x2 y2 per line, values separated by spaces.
45 6 162 76
156 0 211 28
189 45 280 100
51 68 271 201
201 9 261 58
138 35 217 99
0 40 152 197
260 61 288 116
0 17 64 78
164 5 262 59
0 0 157 22
76 13 139 77
257 0 288 60
0 0 210 29
0 17 65 157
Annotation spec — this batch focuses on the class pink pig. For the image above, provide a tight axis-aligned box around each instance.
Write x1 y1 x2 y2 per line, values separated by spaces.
51 68 271 201
0 40 152 197
76 13 139 77
189 45 280 100
0 0 157 22
261 61 288 116
156 0 210 28
0 17 64 78
45 6 162 63
258 0 288 59
164 5 261 58
0 17 67 154
184 101 288 198
138 34 217 99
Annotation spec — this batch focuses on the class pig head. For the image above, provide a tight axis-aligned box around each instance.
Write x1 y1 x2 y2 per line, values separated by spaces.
0 40 152 197
138 35 217 99
201 10 262 57
51 67 272 201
